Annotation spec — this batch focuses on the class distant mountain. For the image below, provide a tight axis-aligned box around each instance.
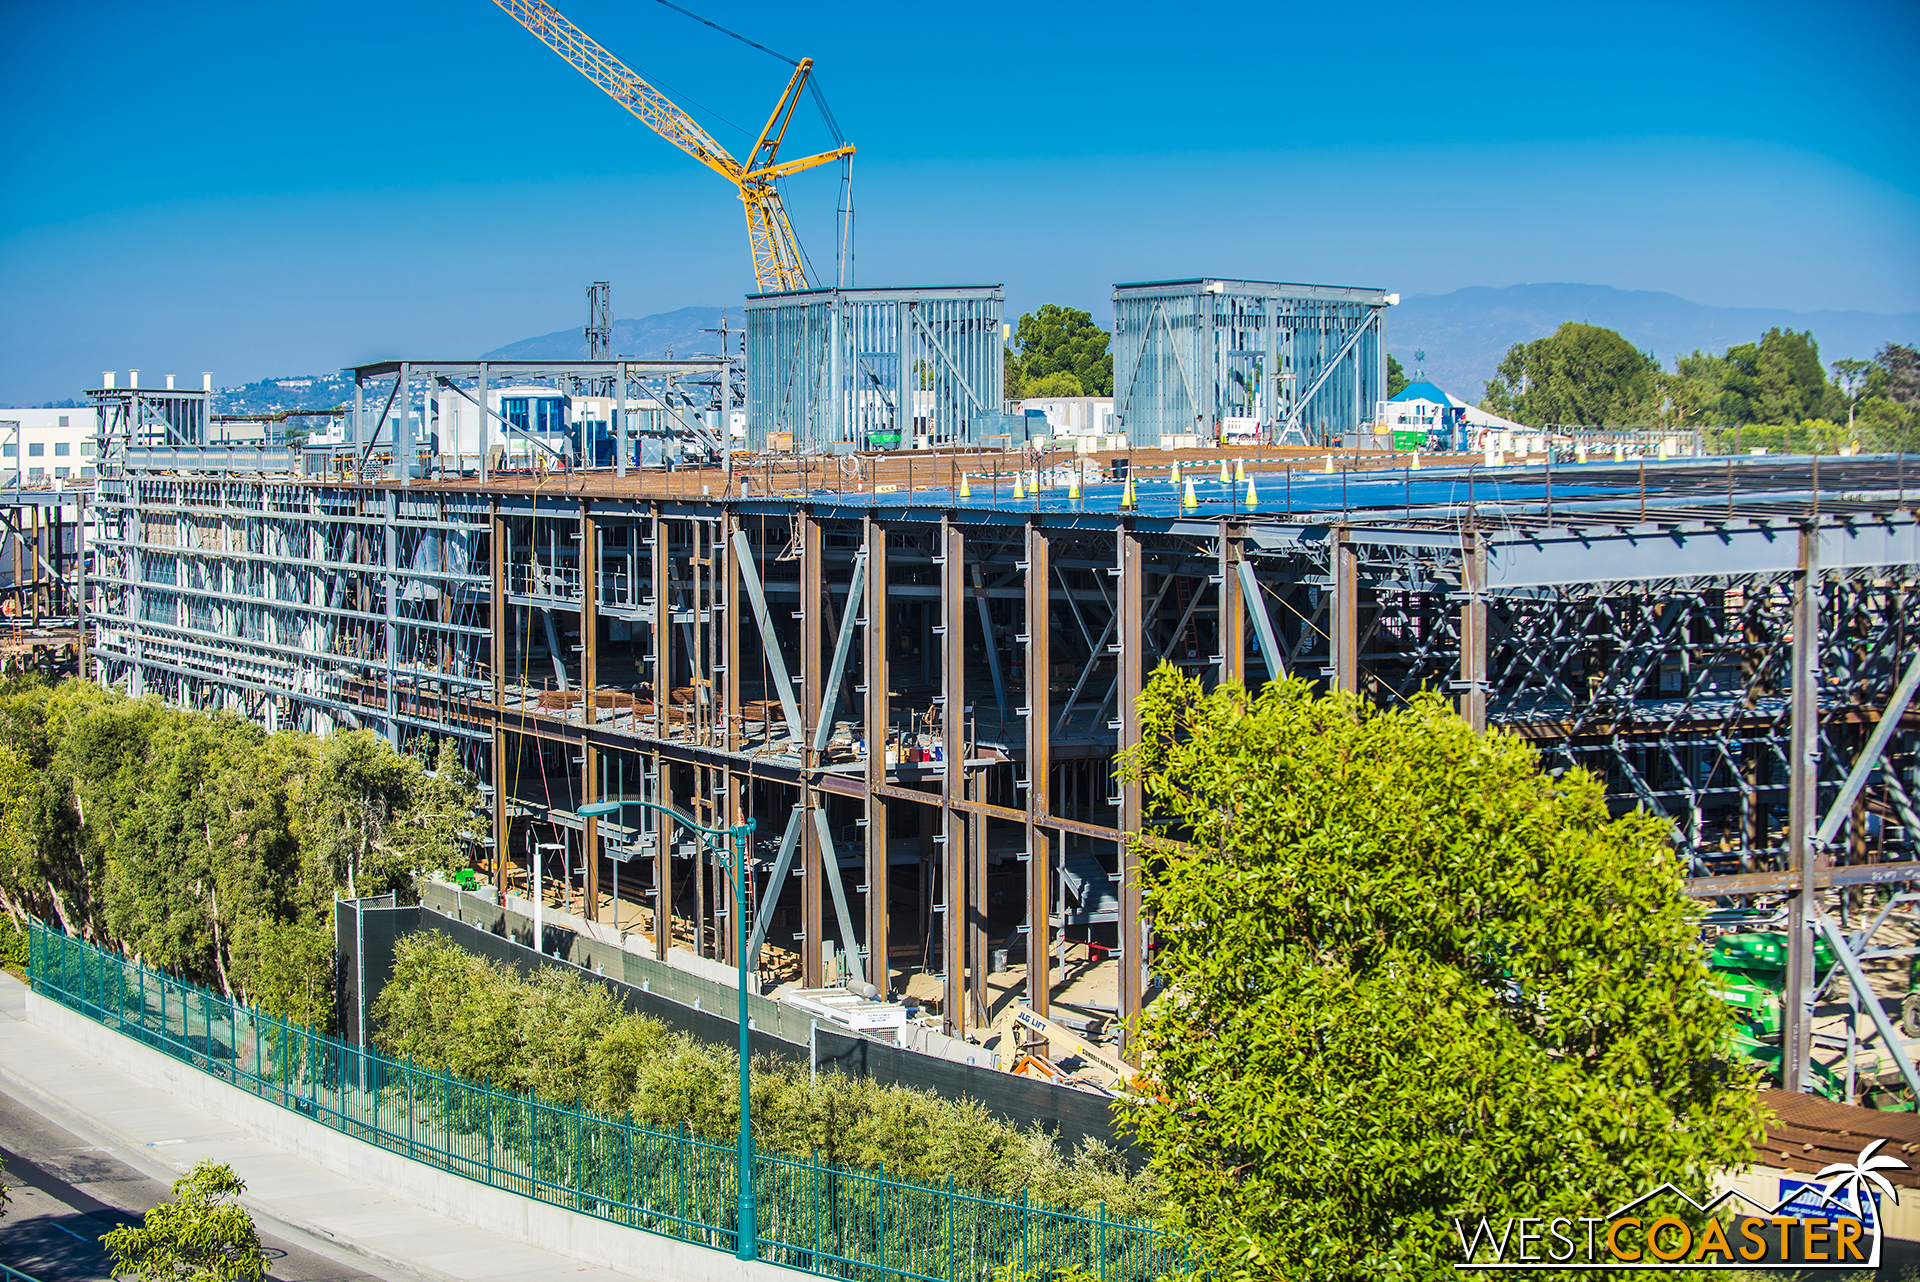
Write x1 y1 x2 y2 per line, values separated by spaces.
212 371 356 416
1387 284 1920 404
484 306 734 360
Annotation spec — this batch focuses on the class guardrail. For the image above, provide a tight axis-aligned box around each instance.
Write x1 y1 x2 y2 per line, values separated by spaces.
28 922 1181 1281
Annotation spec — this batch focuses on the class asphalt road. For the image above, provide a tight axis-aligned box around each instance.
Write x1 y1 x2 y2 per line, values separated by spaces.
0 1087 382 1282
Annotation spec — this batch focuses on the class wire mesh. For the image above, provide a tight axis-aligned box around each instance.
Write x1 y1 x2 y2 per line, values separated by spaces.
27 922 1182 1281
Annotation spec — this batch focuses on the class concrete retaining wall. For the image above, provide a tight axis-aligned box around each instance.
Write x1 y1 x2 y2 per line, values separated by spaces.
26 991 796 1282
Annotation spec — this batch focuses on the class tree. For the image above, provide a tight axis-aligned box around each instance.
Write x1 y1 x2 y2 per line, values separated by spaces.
1831 358 1873 430
1720 328 1840 425
1481 322 1660 426
102 1160 266 1282
1386 353 1408 399
1021 371 1084 398
1010 305 1113 398
1657 349 1729 428
1116 670 1764 1282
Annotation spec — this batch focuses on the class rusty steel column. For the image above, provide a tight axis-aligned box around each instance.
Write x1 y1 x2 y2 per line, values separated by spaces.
1117 522 1145 1057
723 512 742 752
862 514 891 996
581 503 599 921
1331 524 1358 694
1218 520 1245 687
940 516 967 1033
1459 529 1488 732
800 511 825 987
490 504 508 896
652 504 671 960
583 741 600 924
1024 520 1052 1017
1783 524 1822 1093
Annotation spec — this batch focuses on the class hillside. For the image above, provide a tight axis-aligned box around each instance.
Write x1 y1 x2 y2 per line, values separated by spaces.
1387 284 1920 403
482 305 733 360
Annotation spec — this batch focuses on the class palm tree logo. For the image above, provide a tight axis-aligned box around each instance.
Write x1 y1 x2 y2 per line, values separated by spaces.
1816 1138 1908 1219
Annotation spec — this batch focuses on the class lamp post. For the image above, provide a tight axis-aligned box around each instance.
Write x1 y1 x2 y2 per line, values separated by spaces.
577 797 758 1261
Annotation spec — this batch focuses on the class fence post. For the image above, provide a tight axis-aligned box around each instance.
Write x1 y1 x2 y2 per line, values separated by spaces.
1098 1200 1107 1282
947 1174 955 1282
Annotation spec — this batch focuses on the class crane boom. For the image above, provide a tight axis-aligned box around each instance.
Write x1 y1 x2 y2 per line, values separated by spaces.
492 0 854 292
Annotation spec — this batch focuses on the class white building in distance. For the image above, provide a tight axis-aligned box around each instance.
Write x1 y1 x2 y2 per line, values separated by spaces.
0 407 101 485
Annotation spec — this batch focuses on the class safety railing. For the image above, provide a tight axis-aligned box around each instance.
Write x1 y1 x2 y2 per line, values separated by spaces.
28 922 1181 1281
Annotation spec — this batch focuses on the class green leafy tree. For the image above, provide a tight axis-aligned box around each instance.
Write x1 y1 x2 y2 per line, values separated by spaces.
1386 353 1408 399
1720 328 1841 425
0 682 480 1030
1022 371 1085 398
1481 322 1660 426
1657 349 1730 427
102 1159 266 1282
1011 305 1113 398
1831 357 1873 429
1116 670 1764 1282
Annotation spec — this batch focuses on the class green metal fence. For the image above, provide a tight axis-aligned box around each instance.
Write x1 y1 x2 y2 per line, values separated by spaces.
28 922 1182 1281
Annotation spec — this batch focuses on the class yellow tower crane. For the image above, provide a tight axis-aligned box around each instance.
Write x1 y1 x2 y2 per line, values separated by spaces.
493 0 854 293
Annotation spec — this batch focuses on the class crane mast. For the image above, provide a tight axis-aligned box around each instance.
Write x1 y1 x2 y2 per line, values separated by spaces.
492 0 853 293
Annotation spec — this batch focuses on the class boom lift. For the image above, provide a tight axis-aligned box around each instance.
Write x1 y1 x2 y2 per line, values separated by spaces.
492 0 854 292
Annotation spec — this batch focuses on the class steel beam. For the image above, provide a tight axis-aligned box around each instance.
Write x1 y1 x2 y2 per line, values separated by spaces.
1237 559 1286 680
801 513 825 987
1331 525 1358 693
1816 650 1920 849
1025 521 1052 1017
1218 522 1244 686
1783 526 1821 1093
941 516 966 1032
729 526 804 746
863 514 890 996
1117 523 1145 1058
1459 529 1488 732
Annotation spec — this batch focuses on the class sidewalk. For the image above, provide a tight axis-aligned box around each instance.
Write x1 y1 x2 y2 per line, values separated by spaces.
0 970 641 1282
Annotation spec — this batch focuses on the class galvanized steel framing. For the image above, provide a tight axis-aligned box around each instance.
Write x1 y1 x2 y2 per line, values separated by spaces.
83 454 1920 1090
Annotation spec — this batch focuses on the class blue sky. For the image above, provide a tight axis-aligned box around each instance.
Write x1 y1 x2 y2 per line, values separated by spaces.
2 0 1916 404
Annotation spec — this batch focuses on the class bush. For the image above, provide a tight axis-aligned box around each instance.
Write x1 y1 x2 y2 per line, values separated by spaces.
371 932 1162 1216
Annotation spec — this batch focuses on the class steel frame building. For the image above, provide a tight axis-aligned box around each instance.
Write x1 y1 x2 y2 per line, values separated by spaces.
744 287 1004 452
81 432 1920 1091
1111 279 1391 448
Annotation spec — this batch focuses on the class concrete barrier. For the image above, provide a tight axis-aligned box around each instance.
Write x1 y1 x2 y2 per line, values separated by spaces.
26 991 794 1282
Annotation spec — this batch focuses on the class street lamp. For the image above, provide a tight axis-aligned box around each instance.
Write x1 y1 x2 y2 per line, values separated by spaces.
576 797 758 1261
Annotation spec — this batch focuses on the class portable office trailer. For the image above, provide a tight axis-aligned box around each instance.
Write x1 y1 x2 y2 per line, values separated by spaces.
1111 279 1391 448
744 286 1004 452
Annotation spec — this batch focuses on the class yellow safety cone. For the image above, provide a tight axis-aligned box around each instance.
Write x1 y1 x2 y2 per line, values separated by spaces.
1324 454 1335 473
1069 474 1081 500
1411 451 1421 471
1613 443 1624 462
1182 478 1197 511
1657 439 1670 461
959 473 971 499
1234 458 1245 483
1122 475 1137 510
1170 461 1181 484
1245 477 1258 509
1218 459 1229 484
1013 475 1025 500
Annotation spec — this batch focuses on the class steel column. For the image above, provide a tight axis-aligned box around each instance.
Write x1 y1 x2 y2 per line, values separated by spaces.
862 514 890 996
1219 522 1244 686
1025 521 1052 1016
1331 525 1358 694
1783 525 1822 1093
941 516 966 1032
1117 523 1145 1057
1460 530 1488 732
581 503 599 922
801 512 825 987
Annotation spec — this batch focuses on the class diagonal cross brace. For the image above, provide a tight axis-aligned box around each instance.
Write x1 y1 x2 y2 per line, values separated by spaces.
809 805 866 988
1238 559 1287 679
746 807 805 962
811 550 867 754
1816 649 1920 849
730 528 805 747
1815 912 1920 1104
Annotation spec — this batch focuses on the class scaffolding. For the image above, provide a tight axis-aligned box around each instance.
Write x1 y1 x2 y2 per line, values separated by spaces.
744 286 1004 453
1111 278 1390 448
